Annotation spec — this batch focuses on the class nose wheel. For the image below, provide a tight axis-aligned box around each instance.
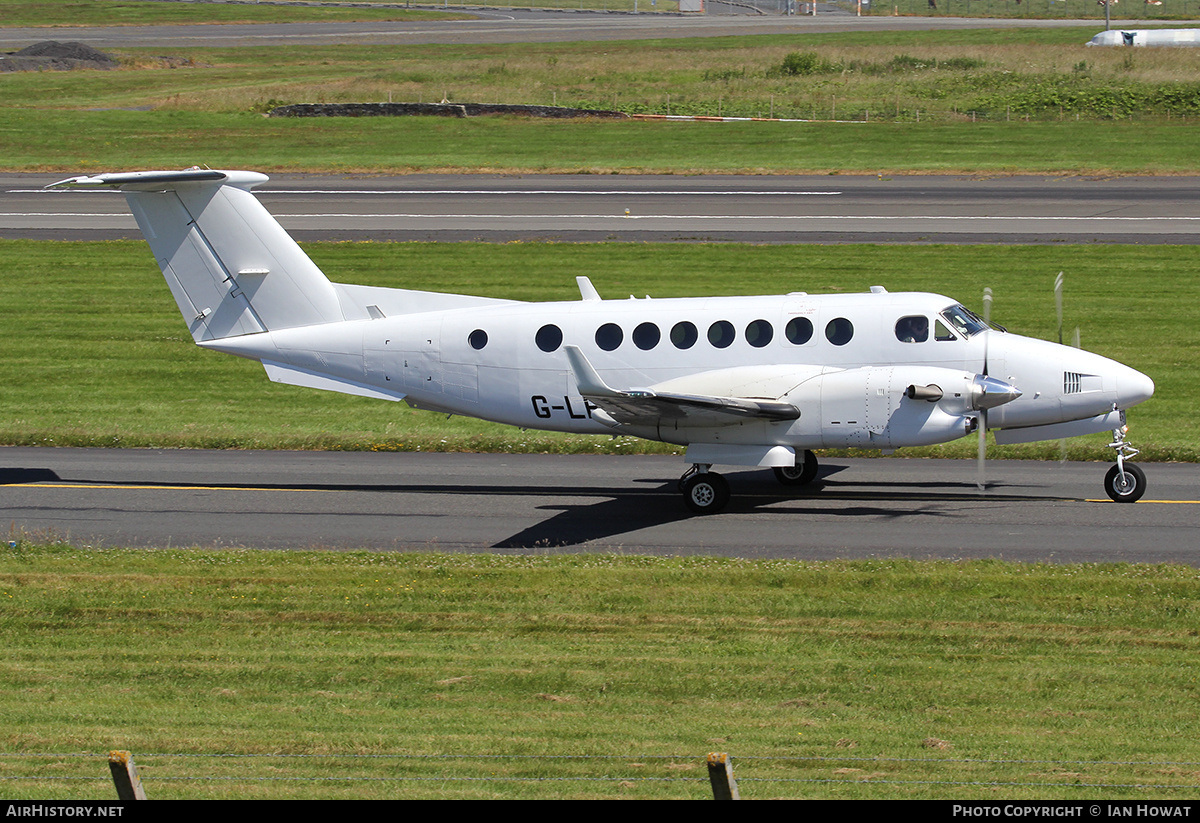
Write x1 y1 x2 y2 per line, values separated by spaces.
1105 413 1146 503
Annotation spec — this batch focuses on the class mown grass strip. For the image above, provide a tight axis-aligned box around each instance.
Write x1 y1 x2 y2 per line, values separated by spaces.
8 110 1200 175
1 548 1198 799
0 239 1190 460
0 0 464 26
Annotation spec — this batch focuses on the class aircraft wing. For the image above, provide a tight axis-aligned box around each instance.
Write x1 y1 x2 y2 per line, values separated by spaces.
564 346 800 427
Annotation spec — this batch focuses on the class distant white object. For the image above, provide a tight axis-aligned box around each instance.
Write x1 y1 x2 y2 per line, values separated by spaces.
1087 28 1200 46
678 0 702 9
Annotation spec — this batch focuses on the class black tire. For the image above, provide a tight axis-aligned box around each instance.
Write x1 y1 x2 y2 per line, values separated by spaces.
773 450 819 487
1105 463 1146 503
681 472 730 515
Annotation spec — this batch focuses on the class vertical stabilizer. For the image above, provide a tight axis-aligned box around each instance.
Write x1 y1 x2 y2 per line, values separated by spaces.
50 169 344 342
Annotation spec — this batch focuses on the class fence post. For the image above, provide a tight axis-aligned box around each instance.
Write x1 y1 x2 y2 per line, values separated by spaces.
108 750 147 800
706 752 739 799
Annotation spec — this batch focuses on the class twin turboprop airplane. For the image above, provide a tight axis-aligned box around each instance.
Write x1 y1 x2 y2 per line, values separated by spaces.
50 168 1156 513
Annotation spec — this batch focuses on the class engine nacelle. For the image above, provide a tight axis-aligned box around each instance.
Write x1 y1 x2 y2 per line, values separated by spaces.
782 365 1020 449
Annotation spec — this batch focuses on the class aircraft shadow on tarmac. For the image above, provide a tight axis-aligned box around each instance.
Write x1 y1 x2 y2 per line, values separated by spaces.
2 464 1051 551
492 466 1044 549
0 468 62 484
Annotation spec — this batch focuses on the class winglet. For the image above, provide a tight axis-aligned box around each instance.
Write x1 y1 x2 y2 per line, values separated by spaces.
564 345 621 397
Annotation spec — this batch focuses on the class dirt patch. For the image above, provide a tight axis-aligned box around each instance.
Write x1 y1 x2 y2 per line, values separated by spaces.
0 41 119 73
269 102 629 120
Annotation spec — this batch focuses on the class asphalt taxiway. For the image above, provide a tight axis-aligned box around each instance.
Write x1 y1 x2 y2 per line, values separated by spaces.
2 448 1196 562
10 173 1200 244
0 13 1126 51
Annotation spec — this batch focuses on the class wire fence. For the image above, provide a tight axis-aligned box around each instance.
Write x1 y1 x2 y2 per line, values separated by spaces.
4 751 1200 799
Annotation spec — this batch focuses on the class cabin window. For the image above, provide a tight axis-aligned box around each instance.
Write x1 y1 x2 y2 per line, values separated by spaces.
633 322 661 351
825 317 854 346
536 324 562 353
895 316 928 343
745 319 773 348
935 319 957 342
785 317 813 345
708 320 735 349
671 321 698 349
596 323 623 351
469 329 488 350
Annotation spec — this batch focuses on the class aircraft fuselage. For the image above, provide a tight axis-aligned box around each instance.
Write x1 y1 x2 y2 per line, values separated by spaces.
205 288 1152 454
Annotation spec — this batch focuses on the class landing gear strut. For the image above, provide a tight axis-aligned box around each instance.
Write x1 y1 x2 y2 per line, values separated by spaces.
1104 412 1146 503
679 464 730 515
773 449 819 487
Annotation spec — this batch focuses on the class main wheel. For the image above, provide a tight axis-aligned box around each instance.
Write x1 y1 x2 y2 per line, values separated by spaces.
773 450 819 487
1104 463 1146 503
681 472 730 515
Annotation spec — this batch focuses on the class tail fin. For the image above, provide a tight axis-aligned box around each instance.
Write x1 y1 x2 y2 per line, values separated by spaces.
50 169 344 342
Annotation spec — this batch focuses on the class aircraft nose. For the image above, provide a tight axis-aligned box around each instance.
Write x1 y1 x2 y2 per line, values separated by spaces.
1117 365 1155 409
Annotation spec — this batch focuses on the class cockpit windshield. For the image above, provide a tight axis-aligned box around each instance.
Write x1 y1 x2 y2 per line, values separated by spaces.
940 304 993 338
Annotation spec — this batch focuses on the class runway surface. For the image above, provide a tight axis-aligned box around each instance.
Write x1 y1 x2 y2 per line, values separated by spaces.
2 448 1196 562
0 13 1118 50
10 173 1200 244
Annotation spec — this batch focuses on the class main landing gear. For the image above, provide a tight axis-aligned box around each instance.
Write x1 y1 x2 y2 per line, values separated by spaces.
1104 414 1146 503
679 465 730 515
772 449 819 487
678 450 819 514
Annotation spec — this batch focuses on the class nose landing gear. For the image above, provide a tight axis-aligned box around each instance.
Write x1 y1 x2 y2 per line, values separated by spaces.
1104 412 1145 503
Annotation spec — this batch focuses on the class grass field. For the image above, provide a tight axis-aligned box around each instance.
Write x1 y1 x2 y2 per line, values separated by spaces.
0 0 468 26
12 111 1200 175
0 239 1191 460
8 29 1200 174
2 548 1198 800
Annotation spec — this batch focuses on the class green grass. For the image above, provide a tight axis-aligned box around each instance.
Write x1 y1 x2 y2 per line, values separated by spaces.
2 547 1198 799
850 0 1193 20
8 29 1200 174
0 0 466 26
12 32 1200 126
8 110 1200 174
0 239 1191 460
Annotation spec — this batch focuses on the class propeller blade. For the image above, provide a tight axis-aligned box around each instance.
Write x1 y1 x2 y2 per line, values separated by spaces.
978 285 994 493
1055 271 1064 346
977 409 987 494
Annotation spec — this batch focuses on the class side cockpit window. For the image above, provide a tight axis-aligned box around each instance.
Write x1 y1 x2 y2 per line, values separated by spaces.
895 316 929 343
940 304 988 338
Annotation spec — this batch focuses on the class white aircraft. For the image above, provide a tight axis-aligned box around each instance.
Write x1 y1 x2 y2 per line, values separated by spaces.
50 168 1156 513
1088 28 1200 47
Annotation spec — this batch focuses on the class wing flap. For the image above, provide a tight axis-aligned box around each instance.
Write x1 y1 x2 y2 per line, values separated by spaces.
563 346 800 428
